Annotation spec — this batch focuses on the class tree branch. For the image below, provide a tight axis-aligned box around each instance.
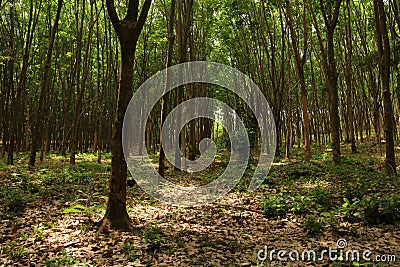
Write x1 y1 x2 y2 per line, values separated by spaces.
136 0 152 32
308 0 327 68
106 0 121 35
126 0 139 21
331 0 343 28
319 0 329 27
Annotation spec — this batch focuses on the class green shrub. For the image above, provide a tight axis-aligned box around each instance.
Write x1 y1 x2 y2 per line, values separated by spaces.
310 186 332 208
342 179 370 200
341 197 363 222
44 249 86 267
290 195 313 215
302 214 324 234
261 190 288 218
363 195 400 225
1 187 28 213
142 225 164 250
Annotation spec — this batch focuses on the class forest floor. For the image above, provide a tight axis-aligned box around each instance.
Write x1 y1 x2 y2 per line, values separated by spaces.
0 141 399 266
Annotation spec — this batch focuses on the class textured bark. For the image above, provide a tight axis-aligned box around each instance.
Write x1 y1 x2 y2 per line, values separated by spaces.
159 0 176 177
374 0 396 175
103 0 151 229
344 0 356 153
286 3 311 161
309 0 342 164
28 0 63 167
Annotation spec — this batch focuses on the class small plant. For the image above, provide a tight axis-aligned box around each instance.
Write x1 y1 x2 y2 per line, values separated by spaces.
1 187 28 214
343 179 369 201
341 197 363 222
142 225 164 250
310 186 332 208
62 203 104 218
261 190 288 218
32 223 46 240
302 214 324 235
363 195 400 225
1 242 26 259
44 249 86 267
291 194 313 215
123 241 137 261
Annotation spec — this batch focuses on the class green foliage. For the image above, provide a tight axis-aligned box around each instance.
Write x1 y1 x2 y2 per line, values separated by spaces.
142 225 164 250
363 195 400 225
122 242 137 261
261 186 333 218
342 178 370 201
62 203 105 218
44 249 86 267
260 190 288 218
302 214 324 235
0 241 26 259
290 194 313 215
0 187 29 214
40 165 96 185
340 197 364 222
310 186 332 208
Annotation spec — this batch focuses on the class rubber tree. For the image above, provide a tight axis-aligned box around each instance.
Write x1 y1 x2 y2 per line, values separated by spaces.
373 0 396 175
103 0 152 229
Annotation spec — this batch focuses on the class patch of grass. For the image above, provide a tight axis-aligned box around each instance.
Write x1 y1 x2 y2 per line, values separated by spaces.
302 214 324 235
0 187 30 214
43 249 87 267
142 225 164 250
260 190 288 218
363 194 400 225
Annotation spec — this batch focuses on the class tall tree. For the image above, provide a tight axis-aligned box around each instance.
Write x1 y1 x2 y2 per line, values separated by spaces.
103 0 151 229
344 0 356 153
309 0 343 164
374 0 396 175
28 0 63 167
285 2 311 161
159 0 176 177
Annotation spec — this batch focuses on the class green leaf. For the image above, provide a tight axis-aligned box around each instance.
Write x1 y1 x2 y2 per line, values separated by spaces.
62 205 88 214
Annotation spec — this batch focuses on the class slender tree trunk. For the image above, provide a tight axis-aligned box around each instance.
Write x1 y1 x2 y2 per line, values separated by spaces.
28 0 63 167
374 0 396 175
159 0 176 177
286 3 311 161
103 0 151 229
309 0 342 164
7 4 15 165
345 0 356 153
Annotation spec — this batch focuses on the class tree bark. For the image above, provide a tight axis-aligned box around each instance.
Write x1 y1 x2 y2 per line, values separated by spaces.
286 2 311 161
309 0 342 164
28 0 63 167
344 0 356 153
159 0 176 177
374 0 396 175
103 0 151 229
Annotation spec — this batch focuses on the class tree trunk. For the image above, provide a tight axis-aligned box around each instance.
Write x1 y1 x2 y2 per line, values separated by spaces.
310 0 342 164
345 0 356 153
103 0 151 230
159 0 176 177
374 0 396 175
286 3 311 161
28 0 63 167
